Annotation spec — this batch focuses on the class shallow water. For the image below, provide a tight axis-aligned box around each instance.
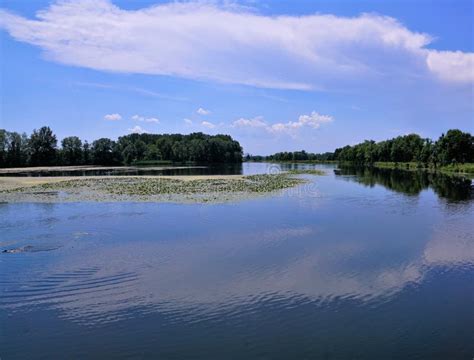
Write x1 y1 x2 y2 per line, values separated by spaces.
1 163 473 359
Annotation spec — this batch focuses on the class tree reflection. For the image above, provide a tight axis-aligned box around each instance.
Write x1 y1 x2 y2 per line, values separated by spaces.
335 166 473 202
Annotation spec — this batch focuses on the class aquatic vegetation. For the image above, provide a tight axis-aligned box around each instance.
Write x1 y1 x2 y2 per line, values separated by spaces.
0 173 308 203
286 169 325 175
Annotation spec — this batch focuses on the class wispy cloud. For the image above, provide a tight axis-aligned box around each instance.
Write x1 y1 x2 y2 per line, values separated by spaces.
184 118 193 125
197 107 211 115
1 0 471 91
127 87 187 101
233 116 267 129
131 114 160 123
73 82 187 101
232 111 333 136
201 121 216 129
104 113 122 121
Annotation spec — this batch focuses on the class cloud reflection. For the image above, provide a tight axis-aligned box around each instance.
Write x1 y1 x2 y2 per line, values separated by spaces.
2 219 472 326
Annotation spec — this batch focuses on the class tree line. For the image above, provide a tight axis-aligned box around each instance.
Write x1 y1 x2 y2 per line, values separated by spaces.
333 129 473 166
249 151 335 162
246 129 473 166
0 127 243 167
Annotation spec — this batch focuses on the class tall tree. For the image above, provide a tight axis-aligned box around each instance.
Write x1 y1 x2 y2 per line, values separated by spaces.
61 136 83 165
6 132 28 167
0 130 7 167
82 141 91 165
29 126 57 166
91 138 121 165
419 139 434 166
435 129 474 165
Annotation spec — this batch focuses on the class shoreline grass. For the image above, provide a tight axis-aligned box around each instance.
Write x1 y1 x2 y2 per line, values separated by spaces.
371 162 474 176
287 169 326 175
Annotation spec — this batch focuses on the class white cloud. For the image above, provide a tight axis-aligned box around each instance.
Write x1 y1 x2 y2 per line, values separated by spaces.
197 107 211 115
232 116 267 128
1 0 471 90
232 111 333 135
128 125 147 134
426 50 474 83
201 121 215 129
282 111 333 130
104 113 122 121
184 118 193 125
131 114 160 123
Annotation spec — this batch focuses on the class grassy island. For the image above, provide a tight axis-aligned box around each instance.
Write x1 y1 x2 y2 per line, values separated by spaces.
0 169 324 203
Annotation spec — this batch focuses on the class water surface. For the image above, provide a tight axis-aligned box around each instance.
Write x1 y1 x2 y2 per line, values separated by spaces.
0 163 267 177
1 163 473 359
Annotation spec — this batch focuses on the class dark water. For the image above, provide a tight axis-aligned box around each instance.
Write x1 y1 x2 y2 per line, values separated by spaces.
1 163 473 359
0 163 256 177
336 165 474 202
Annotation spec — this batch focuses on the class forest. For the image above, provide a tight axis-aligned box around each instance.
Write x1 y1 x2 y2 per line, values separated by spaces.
247 129 474 167
1 127 472 169
333 129 473 166
0 127 243 167
253 151 335 162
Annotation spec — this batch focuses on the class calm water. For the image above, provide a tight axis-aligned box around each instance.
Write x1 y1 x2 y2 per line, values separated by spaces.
1 163 473 359
0 163 260 177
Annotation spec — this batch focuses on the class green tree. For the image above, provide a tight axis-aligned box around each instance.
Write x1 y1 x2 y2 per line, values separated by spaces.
91 138 121 165
29 126 57 166
121 144 137 165
419 139 434 166
6 132 29 167
61 136 83 165
0 130 8 167
82 141 91 164
435 129 474 165
390 134 423 162
144 144 161 161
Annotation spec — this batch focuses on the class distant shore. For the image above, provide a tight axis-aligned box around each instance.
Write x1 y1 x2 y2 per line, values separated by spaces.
246 160 474 176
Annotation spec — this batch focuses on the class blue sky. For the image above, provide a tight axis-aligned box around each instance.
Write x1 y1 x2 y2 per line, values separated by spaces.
0 0 472 155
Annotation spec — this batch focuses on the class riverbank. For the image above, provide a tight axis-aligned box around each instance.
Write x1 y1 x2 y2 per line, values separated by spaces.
0 172 319 203
370 162 474 176
246 160 474 176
